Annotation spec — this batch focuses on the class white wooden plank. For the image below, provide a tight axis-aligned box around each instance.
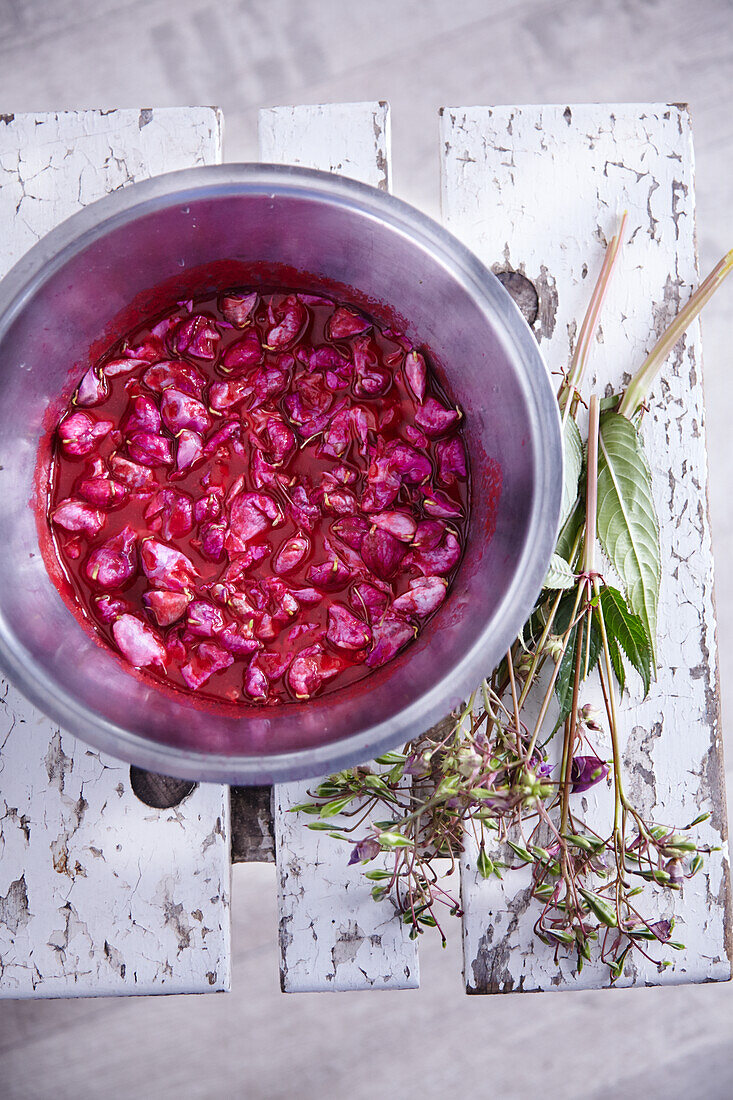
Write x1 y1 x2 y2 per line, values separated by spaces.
441 103 731 992
261 101 418 992
0 108 232 998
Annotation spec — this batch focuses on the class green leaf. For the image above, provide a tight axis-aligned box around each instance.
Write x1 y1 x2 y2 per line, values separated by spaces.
599 586 652 697
579 888 618 927
378 831 412 849
597 412 661 662
555 612 602 722
559 416 583 531
543 553 576 591
555 498 584 564
373 751 406 765
477 846 494 879
507 841 534 863
319 796 353 818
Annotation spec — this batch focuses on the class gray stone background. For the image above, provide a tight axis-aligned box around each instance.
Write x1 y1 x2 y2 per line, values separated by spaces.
1 0 732 1096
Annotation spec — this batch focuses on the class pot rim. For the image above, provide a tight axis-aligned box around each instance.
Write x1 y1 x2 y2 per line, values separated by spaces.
0 162 562 784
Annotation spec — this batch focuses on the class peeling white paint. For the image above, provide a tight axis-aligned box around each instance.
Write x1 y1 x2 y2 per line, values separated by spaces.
0 108 231 998
441 104 731 992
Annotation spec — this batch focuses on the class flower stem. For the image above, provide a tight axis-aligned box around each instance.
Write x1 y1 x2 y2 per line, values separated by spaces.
559 213 627 417
618 248 733 419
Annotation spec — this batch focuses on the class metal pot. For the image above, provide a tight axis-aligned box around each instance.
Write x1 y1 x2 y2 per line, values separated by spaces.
0 164 561 784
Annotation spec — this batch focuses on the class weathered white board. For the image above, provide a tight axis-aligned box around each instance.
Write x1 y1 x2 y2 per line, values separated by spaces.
441 103 731 992
261 102 419 992
0 108 232 997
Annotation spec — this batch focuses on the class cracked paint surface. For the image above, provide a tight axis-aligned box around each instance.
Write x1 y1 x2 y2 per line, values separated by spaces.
263 102 417 993
441 103 731 992
0 108 231 998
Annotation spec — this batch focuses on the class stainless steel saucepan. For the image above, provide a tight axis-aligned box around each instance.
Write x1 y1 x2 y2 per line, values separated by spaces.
0 164 561 783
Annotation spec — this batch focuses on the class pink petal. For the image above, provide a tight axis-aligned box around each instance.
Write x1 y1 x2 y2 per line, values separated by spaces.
141 538 198 592
75 475 128 510
108 455 157 490
262 577 300 622
143 360 206 398
85 526 137 588
186 600 226 637
272 534 311 575
113 614 167 670
243 659 269 701
93 594 130 623
404 424 429 448
160 388 211 434
327 306 370 339
219 621 261 658
261 417 296 466
266 295 307 349
407 531 461 576
413 520 446 550
319 406 351 459
350 580 389 623
326 604 371 650
366 613 415 668
200 522 227 562
368 511 417 543
221 328 264 373
122 392 162 435
175 429 204 474
220 291 258 328
75 367 108 407
225 491 281 555
127 431 173 467
360 527 408 581
170 314 221 360
251 367 289 407
208 378 254 412
52 499 105 536
285 483 320 531
393 576 447 617
181 642 233 690
414 396 461 437
404 350 427 403
320 487 357 516
384 440 432 484
203 419 241 458
288 585 323 607
58 412 114 457
194 488 223 525
421 487 463 519
144 488 194 540
435 436 468 485
353 335 391 396
286 643 345 699
331 515 369 550
103 357 149 379
143 589 191 627
307 555 352 590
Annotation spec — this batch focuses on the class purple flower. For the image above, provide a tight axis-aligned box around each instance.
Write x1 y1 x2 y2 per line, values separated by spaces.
348 837 381 865
647 918 673 942
570 755 609 793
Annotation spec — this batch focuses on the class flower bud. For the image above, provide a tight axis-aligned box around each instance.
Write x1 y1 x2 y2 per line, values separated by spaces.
570 755 609 793
544 634 565 662
664 858 684 886
517 652 534 677
579 703 603 731
457 748 482 778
